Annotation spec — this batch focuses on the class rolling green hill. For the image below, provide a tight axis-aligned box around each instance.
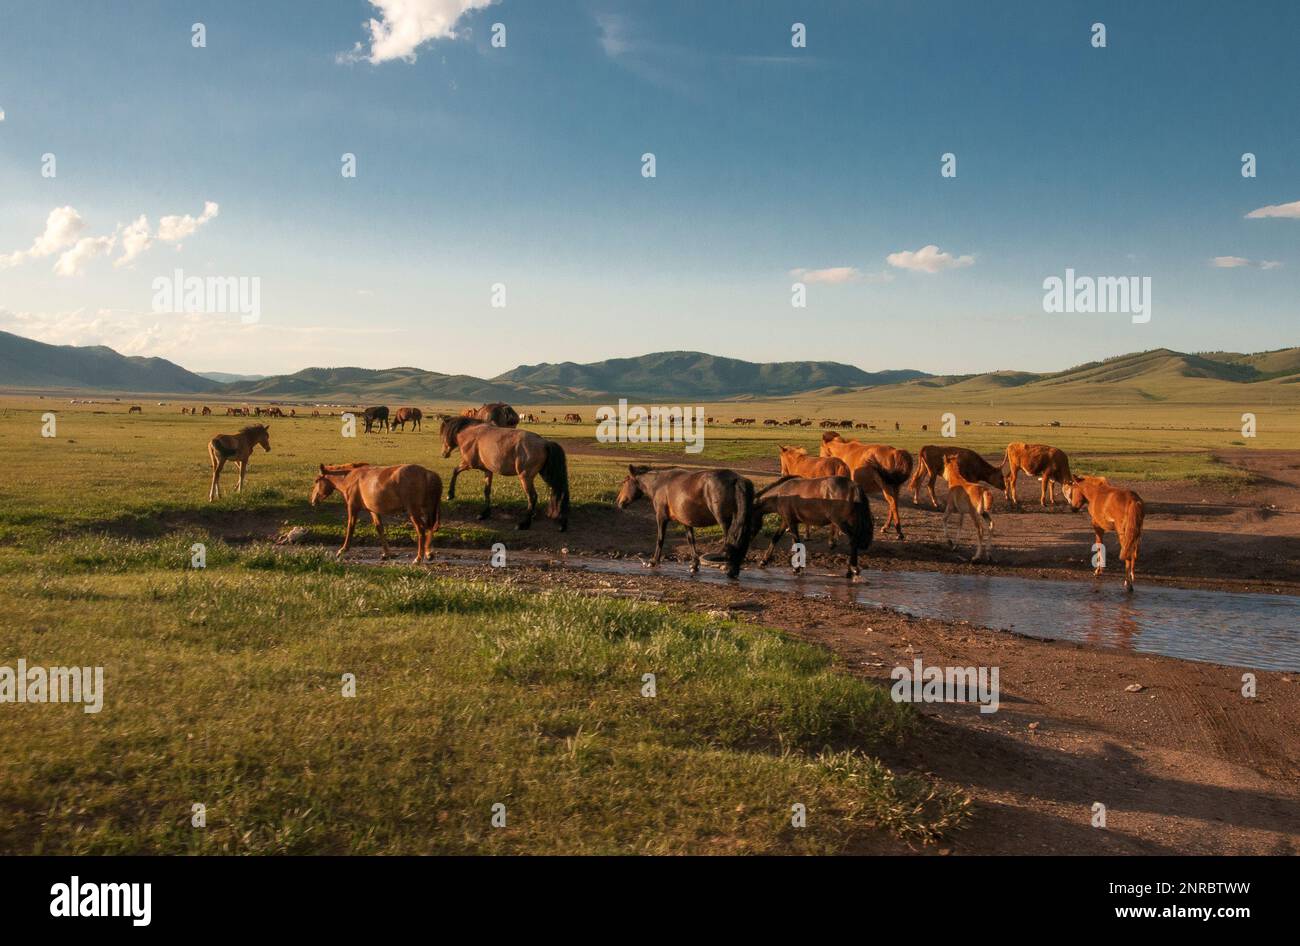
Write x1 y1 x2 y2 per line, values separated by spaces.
0 330 221 394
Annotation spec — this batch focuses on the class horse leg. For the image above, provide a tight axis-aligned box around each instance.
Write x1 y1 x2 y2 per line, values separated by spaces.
969 508 984 561
885 487 904 540
844 517 860 578
478 471 493 520
237 460 247 494
338 511 357 559
407 508 425 564
517 473 537 530
447 465 463 500
650 513 668 566
759 523 787 567
942 498 955 548
1092 524 1106 577
372 512 390 559
685 527 700 573
1006 467 1017 504
1039 475 1049 506
209 456 224 501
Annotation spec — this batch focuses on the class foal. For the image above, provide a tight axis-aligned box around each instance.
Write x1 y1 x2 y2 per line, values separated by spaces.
940 455 995 562
309 463 442 563
1063 475 1145 591
207 424 270 501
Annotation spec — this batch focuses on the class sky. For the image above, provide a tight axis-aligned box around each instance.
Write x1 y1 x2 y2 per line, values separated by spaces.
1 0 1298 379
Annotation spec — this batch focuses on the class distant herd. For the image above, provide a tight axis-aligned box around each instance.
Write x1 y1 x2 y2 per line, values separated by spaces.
194 401 1146 591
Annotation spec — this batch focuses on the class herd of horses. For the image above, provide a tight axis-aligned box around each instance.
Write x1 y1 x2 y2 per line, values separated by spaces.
204 409 1147 591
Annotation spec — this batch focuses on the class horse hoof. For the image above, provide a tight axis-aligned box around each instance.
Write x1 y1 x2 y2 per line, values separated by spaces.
516 521 531 530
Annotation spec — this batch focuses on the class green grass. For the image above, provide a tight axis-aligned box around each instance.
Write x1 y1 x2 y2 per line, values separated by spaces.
0 541 968 854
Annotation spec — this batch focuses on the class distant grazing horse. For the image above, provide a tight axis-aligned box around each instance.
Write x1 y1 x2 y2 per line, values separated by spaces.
128 405 142 414
1003 442 1072 505
753 475 872 578
310 463 442 563
207 424 270 501
521 413 539 423
1063 475 1145 591
201 406 211 416
819 432 913 537
471 402 519 427
392 407 422 432
440 416 569 530
911 445 1006 508
615 465 753 578
181 407 190 415
363 406 390 433
940 455 995 562
563 412 582 423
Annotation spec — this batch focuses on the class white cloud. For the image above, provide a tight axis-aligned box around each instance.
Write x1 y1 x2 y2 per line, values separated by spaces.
53 235 117 277
885 244 975 274
1211 256 1281 270
114 215 153 268
340 0 498 64
789 266 860 284
596 13 631 57
155 201 219 244
1245 199 1300 219
0 206 85 268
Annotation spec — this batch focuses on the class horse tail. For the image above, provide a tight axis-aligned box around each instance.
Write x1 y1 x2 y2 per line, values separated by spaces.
426 472 442 533
754 474 798 500
723 476 755 578
541 441 570 530
850 482 874 554
907 449 930 490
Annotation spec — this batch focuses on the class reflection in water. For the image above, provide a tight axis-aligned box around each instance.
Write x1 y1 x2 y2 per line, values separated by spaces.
499 554 1300 672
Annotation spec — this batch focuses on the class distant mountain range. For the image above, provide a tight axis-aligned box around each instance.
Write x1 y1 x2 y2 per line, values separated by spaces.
1 330 1298 404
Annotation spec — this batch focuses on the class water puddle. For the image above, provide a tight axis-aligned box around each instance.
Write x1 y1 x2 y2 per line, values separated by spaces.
430 550 1300 672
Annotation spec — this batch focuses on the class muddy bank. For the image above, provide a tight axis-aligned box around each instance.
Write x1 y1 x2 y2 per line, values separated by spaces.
389 552 1300 856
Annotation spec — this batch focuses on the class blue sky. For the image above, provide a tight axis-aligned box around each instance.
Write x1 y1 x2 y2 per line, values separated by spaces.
1 0 1297 378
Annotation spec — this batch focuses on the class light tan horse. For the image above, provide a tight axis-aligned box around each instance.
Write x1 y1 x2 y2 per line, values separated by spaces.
440 416 569 530
207 424 270 501
940 455 995 562
778 445 850 479
310 463 442 563
820 432 913 536
1003 442 1072 505
911 445 1005 508
1063 475 1145 591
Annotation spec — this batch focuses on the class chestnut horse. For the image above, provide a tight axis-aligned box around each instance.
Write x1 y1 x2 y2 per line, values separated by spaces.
940 454 995 562
310 463 442 563
615 465 754 578
778 445 850 479
820 432 913 537
464 403 519 427
753 475 872 578
392 407 422 432
1063 475 1145 591
440 416 569 530
207 424 270 500
911 445 1006 508
1003 442 1072 505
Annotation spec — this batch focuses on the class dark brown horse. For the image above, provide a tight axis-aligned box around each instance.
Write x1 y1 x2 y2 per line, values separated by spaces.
207 424 270 500
392 407 422 432
614 465 754 578
465 403 519 427
753 475 872 578
910 445 1006 508
310 463 442 563
362 405 389 433
440 416 569 530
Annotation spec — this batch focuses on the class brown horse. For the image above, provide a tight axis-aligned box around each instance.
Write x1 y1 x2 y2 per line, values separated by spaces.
471 402 519 427
128 405 142 414
1003 442 1072 505
563 412 582 423
1063 475 1145 591
392 407 422 432
310 463 442 563
207 424 270 501
940 455 995 562
615 465 754 578
362 406 389 433
440 416 569 530
820 432 913 536
911 445 1006 508
753 475 872 577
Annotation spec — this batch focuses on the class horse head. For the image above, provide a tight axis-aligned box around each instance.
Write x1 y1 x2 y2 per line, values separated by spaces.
615 465 650 509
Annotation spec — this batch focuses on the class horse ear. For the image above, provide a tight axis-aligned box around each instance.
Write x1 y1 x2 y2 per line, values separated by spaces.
628 464 637 475
320 463 327 474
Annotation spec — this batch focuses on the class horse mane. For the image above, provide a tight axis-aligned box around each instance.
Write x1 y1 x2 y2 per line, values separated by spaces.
240 423 269 436
755 475 798 499
442 415 484 440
